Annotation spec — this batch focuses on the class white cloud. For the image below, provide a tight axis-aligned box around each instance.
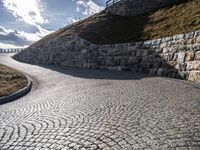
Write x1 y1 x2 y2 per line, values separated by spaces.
0 26 30 46
2 0 48 26
2 0 53 45
75 0 104 16
19 30 42 42
0 26 53 48
35 25 53 37
0 0 54 48
67 17 79 25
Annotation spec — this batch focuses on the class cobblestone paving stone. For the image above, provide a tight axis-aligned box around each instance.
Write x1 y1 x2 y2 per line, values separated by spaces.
0 54 200 150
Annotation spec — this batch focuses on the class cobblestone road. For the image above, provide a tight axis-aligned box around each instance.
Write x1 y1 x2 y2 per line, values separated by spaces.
0 54 200 150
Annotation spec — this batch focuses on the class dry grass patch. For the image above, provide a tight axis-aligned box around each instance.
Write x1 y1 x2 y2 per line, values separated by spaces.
0 64 28 97
143 0 200 40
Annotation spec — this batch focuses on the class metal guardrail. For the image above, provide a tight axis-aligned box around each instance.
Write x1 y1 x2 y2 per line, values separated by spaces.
0 49 24 53
106 0 121 7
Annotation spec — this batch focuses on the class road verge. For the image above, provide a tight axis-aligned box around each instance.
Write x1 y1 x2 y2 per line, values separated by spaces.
0 74 32 105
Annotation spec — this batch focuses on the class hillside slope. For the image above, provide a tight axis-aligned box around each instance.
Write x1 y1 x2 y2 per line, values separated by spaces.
31 0 200 46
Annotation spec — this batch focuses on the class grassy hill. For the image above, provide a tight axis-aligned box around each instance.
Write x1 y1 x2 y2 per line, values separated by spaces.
32 0 200 46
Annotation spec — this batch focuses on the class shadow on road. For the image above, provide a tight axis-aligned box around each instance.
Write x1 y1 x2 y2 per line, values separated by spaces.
37 64 155 80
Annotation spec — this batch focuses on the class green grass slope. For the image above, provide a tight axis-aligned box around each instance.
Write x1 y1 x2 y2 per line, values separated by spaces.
32 0 200 46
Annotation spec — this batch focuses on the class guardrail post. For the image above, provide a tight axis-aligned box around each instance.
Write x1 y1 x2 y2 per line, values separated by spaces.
106 0 121 8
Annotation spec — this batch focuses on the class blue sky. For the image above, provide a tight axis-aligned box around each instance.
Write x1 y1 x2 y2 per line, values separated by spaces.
0 0 106 48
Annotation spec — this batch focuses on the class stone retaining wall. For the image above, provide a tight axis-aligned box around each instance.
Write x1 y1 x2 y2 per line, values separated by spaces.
15 30 200 83
106 0 181 16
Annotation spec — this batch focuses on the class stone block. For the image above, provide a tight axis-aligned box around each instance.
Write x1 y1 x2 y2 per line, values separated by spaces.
81 49 87 54
151 39 161 46
173 63 186 71
167 61 177 68
157 68 164 76
186 61 200 71
187 71 200 83
114 57 121 65
163 48 169 53
160 42 168 48
135 42 143 47
153 62 162 68
185 31 195 39
149 68 157 74
196 36 200 44
143 40 151 47
131 50 137 56
193 45 200 52
120 59 128 66
194 30 200 37
173 53 178 61
127 46 136 51
173 34 184 41
178 45 185 51
142 50 150 56
142 57 149 62
162 37 173 43
106 57 115 66
155 53 163 58
128 57 139 64
165 69 176 78
195 51 200 60
185 52 194 61
136 50 142 57
128 43 136 46
176 71 188 79
156 48 162 53
163 53 173 61
186 39 195 45
177 52 186 62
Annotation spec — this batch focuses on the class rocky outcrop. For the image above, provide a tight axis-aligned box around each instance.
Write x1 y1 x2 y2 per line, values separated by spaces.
14 30 200 83
106 0 181 16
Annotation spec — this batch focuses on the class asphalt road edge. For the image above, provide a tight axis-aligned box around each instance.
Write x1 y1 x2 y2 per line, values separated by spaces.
0 74 32 105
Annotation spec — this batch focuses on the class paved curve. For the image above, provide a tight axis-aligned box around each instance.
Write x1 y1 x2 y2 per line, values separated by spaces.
0 53 200 150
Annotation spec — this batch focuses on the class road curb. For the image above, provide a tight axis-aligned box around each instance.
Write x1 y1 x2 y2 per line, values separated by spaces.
0 74 32 105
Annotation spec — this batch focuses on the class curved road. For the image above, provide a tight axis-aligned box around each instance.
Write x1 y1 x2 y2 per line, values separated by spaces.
0 54 200 150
